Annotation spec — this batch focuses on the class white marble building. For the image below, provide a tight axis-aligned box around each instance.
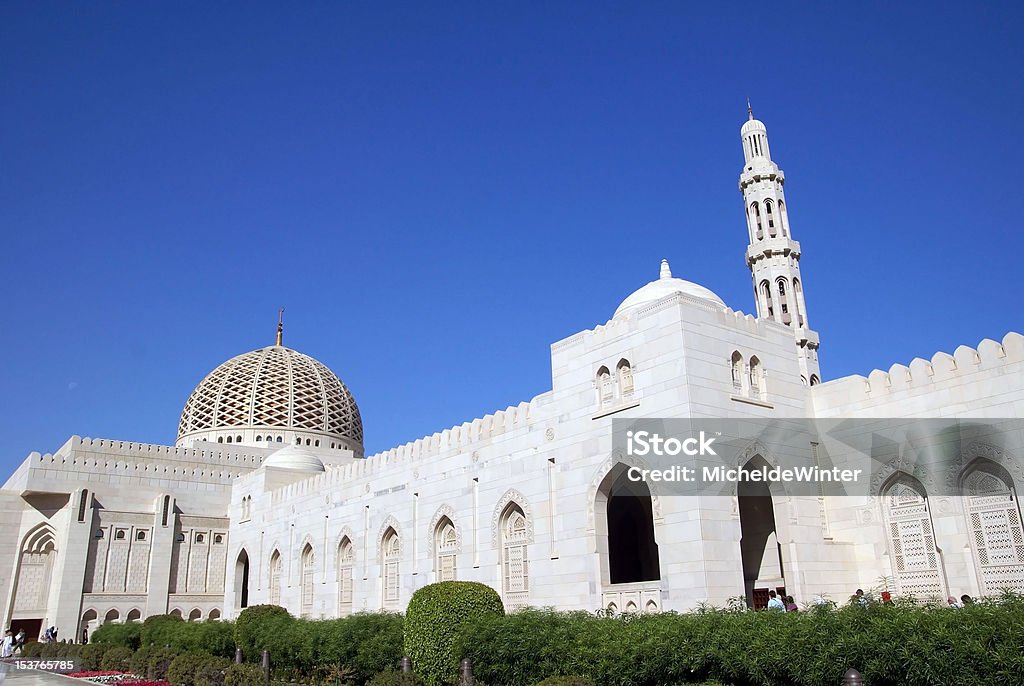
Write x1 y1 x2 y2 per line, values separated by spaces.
2 110 1022 641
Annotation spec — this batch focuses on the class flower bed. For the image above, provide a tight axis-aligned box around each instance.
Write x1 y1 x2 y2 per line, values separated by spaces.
65 671 169 686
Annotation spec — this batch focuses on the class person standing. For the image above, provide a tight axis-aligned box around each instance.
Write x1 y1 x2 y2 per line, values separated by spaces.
767 590 785 611
1 630 14 658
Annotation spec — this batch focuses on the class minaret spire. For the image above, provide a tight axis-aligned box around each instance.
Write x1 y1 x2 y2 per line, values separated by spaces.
275 307 284 346
747 98 753 120
738 110 821 384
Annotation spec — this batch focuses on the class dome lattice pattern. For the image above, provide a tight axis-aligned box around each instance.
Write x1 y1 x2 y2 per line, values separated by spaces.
177 345 362 447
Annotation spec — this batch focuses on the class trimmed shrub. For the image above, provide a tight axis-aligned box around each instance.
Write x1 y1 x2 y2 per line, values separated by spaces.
21 641 43 658
92 621 142 650
169 653 234 686
234 605 292 662
457 597 1024 686
224 664 265 686
131 645 155 676
141 614 186 648
100 645 134 671
148 646 179 680
535 679 593 686
366 671 425 686
79 642 112 671
404 582 504 686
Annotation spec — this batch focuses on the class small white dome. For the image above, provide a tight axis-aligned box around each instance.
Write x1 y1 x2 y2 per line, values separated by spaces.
263 445 326 472
613 260 726 318
741 117 767 135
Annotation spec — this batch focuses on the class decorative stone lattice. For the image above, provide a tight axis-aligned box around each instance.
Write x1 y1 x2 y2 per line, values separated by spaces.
177 345 363 447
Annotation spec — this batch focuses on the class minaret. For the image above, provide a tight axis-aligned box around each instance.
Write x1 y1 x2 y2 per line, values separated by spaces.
739 105 821 384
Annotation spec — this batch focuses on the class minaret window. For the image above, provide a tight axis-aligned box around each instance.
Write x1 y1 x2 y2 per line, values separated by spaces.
778 201 789 237
765 200 777 237
751 202 763 240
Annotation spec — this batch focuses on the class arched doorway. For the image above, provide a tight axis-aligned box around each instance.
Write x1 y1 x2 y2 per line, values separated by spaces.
738 455 784 607
10 523 58 642
596 464 660 584
235 549 250 609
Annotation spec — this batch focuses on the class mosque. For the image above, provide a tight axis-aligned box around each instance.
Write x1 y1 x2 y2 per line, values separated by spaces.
2 110 1022 641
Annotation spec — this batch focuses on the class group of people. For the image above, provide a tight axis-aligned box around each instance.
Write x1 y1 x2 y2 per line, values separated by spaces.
0 629 26 658
766 590 799 611
766 588 979 611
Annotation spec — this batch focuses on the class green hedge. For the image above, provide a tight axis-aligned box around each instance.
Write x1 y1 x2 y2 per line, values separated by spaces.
456 598 1024 686
404 582 505 686
92 621 142 651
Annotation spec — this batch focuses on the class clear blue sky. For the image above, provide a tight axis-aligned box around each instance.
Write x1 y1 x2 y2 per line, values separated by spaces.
2 2 1021 469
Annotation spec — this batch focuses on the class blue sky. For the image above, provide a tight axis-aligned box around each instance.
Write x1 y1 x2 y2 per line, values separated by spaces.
1 2 1021 468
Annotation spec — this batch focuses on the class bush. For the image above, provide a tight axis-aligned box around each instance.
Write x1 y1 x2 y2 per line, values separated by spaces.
234 605 292 662
404 582 504 686
101 645 134 671
141 614 186 648
224 664 265 686
79 643 112 671
535 679 593 686
366 671 425 686
148 646 179 680
169 653 234 686
92 621 142 650
456 597 1024 686
131 645 155 676
21 641 43 658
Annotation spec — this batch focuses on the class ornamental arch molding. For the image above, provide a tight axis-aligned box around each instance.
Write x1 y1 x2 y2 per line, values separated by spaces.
491 489 534 546
586 453 664 530
945 442 1023 493
334 526 356 555
376 516 403 557
428 504 462 553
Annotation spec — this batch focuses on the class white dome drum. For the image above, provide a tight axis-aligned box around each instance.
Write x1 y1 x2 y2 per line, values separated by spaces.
176 344 363 455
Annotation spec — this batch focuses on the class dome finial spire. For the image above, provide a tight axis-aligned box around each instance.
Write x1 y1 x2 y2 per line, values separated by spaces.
275 307 284 346
660 258 672 280
747 97 753 120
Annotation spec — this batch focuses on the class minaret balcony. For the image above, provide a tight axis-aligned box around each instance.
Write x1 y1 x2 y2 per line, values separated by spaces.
746 237 801 265
794 327 820 347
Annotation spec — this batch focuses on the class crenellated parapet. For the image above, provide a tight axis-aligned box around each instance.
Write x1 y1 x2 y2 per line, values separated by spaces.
267 399 539 506
816 332 1024 397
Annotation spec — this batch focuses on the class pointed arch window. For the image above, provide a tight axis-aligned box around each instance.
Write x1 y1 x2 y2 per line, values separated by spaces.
730 351 744 391
268 550 282 606
338 537 354 616
596 366 613 407
881 475 943 598
764 199 777 237
300 544 315 617
751 202 763 240
617 359 634 399
961 461 1024 595
748 356 763 398
381 528 400 608
435 518 457 582
500 504 529 611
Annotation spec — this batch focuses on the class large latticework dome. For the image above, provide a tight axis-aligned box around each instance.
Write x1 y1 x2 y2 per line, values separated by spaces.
176 344 363 454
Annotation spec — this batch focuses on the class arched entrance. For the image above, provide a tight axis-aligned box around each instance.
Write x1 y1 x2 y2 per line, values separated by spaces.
596 464 660 584
10 523 58 641
738 455 784 608
235 549 250 608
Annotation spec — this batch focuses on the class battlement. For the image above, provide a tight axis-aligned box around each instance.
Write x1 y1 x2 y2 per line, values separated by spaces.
817 332 1024 397
268 398 538 505
6 436 271 489
65 436 268 467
